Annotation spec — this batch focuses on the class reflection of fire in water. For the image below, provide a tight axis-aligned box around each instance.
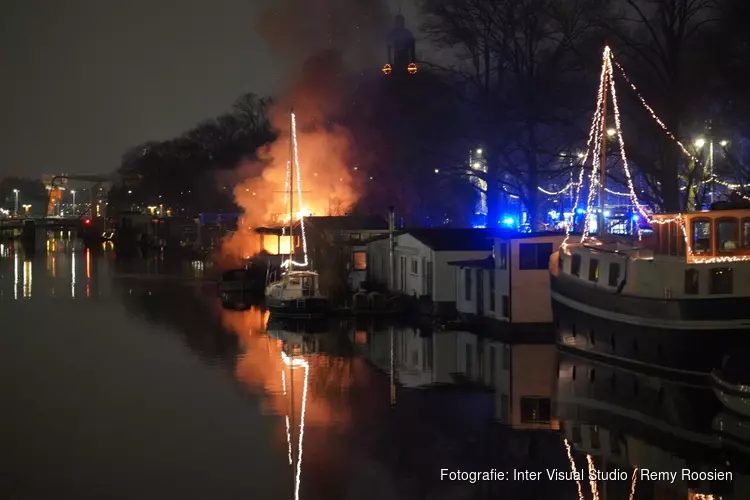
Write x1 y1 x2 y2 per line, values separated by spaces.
218 306 356 499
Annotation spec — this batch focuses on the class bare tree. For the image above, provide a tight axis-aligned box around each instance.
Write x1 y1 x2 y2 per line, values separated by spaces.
420 0 602 227
602 0 721 211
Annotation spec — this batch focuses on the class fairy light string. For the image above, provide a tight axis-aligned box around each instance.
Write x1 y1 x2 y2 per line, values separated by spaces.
563 46 608 247
281 112 310 269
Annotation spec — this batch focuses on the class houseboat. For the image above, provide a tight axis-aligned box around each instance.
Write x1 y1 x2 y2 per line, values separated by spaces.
550 204 750 374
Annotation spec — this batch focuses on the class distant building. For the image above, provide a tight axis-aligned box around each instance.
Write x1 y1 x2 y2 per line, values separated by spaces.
386 13 416 74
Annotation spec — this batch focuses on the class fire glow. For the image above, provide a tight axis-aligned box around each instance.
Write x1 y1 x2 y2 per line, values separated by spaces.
220 105 360 265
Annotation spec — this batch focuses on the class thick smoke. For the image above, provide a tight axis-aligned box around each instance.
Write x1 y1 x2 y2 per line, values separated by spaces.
219 0 390 265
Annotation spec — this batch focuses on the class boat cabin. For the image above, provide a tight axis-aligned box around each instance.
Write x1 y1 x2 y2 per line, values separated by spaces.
268 270 322 300
650 208 750 263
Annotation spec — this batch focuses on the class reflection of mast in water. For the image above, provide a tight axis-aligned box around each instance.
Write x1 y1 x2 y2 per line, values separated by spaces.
563 438 638 500
281 350 309 500
390 325 396 406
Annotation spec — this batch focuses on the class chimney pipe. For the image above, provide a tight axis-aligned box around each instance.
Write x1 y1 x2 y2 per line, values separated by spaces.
388 206 395 291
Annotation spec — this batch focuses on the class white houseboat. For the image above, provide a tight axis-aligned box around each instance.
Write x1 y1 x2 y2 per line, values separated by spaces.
451 232 565 333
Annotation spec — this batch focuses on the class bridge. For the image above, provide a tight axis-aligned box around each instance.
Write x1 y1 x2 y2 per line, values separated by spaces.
0 217 94 237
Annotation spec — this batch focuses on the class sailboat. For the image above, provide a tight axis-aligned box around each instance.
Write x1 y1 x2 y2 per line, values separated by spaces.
265 110 330 319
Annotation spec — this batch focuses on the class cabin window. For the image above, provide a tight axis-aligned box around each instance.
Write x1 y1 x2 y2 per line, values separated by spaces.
501 295 510 319
691 219 712 254
684 268 699 295
520 397 551 423
709 267 733 294
743 218 750 248
464 269 472 301
519 242 554 270
716 217 740 252
410 258 418 275
353 251 367 271
588 259 599 282
608 262 620 287
497 242 508 269
489 271 496 311
590 426 601 449
571 254 582 277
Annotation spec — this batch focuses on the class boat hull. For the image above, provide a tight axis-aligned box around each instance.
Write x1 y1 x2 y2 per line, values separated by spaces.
551 274 750 374
266 296 330 319
712 371 750 418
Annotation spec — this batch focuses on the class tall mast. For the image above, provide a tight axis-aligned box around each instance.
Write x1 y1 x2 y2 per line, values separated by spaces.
598 60 609 237
289 109 295 273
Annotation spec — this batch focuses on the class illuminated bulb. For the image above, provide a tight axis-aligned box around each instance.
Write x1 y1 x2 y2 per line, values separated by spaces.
577 152 585 159
434 169 439 173
606 128 616 137
694 138 706 148
476 148 482 155
720 140 728 147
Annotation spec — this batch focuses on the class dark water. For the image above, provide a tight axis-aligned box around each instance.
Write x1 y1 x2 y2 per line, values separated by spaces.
1 240 749 499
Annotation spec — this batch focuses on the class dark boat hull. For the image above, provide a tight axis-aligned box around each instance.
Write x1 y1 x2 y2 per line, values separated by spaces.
551 274 750 375
266 296 330 319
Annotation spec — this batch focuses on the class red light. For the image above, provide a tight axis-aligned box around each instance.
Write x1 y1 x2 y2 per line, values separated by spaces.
84 219 91 225
407 63 418 75
382 63 392 75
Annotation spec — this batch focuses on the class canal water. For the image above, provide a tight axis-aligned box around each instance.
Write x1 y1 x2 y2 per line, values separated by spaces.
1 239 749 499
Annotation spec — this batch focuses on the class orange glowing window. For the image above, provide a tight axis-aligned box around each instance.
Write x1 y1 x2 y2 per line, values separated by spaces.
353 251 367 271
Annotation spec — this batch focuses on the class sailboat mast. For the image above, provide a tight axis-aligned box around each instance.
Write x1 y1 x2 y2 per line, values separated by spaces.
598 66 609 237
289 109 295 273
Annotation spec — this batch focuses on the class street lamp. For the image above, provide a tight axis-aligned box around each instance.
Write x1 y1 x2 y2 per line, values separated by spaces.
720 140 729 147
694 137 706 149
22 204 31 215
71 190 76 216
12 189 19 217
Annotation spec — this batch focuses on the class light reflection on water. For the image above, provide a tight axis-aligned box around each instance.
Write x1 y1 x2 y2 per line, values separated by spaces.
2 239 746 499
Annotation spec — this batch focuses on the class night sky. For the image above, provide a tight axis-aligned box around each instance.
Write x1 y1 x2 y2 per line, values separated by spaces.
0 0 418 180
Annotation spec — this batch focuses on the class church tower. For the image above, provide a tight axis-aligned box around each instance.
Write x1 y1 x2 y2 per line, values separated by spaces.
384 12 417 75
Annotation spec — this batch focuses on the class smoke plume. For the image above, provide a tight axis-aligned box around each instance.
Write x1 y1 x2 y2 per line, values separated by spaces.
219 0 390 266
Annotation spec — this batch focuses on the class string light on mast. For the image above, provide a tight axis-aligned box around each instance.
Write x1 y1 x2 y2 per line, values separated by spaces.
281 111 310 269
565 45 750 264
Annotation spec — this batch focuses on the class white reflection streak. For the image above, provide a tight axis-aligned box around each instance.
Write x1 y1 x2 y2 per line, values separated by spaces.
285 415 293 465
282 370 292 465
23 261 32 298
563 439 584 500
13 251 18 300
586 454 600 500
71 251 76 298
281 351 309 500
629 467 638 500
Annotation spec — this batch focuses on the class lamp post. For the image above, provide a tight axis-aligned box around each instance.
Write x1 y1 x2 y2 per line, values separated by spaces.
71 190 76 216
22 204 31 216
12 189 19 217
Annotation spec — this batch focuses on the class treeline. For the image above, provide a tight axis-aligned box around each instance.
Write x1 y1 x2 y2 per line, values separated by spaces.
109 94 275 216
